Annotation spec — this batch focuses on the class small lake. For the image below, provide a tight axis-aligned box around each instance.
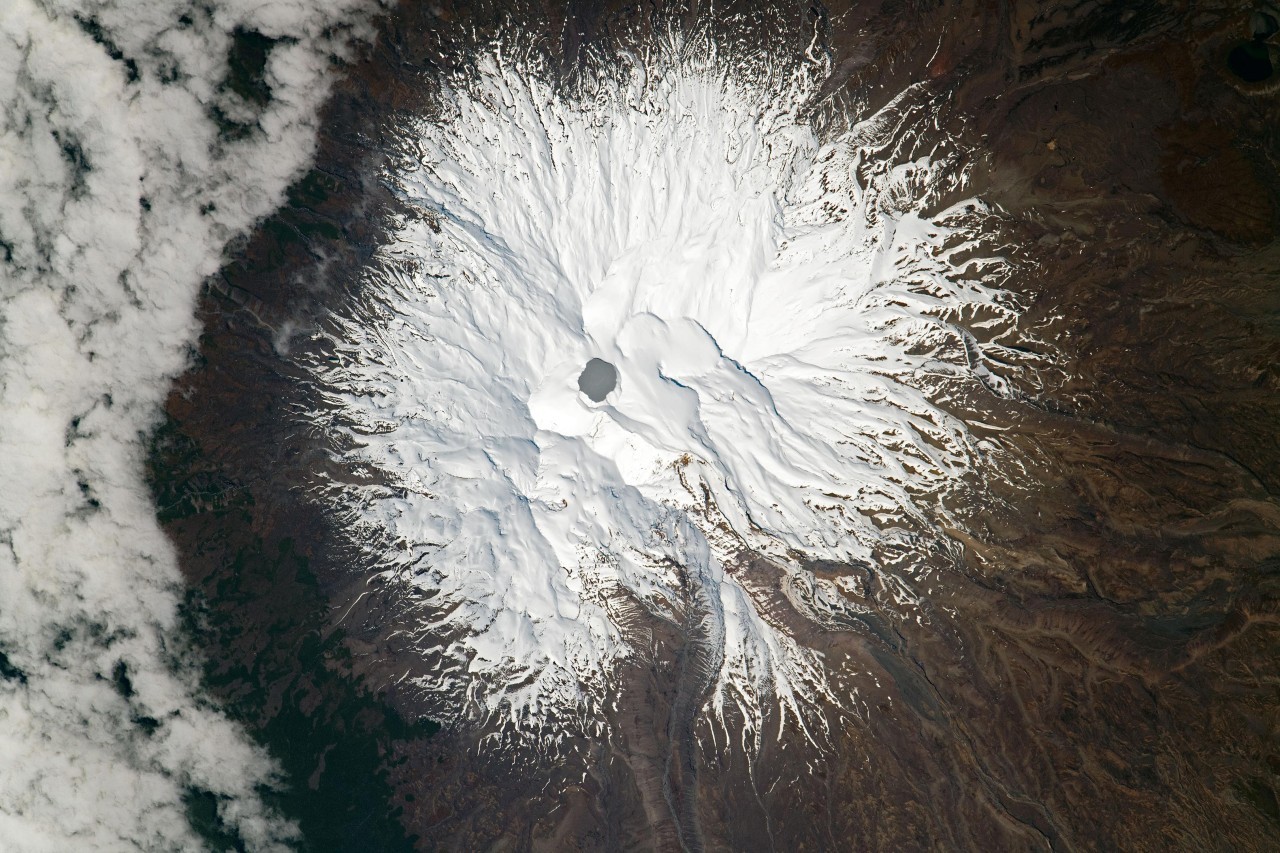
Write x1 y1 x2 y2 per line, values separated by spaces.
578 358 618 402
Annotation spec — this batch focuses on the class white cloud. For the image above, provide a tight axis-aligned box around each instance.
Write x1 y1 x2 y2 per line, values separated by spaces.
0 0 379 848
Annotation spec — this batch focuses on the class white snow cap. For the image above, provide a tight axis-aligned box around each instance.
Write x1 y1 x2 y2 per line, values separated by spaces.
313 45 1024 749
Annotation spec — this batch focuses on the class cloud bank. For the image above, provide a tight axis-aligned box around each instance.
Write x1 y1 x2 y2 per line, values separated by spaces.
0 0 377 848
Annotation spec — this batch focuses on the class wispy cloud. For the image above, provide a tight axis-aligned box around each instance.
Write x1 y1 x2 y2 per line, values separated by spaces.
0 0 377 848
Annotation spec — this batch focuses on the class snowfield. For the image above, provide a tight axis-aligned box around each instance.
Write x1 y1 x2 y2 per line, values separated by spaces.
310 45 1024 744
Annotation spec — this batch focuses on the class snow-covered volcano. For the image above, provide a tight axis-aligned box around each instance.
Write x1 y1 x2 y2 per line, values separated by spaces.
309 45 1023 742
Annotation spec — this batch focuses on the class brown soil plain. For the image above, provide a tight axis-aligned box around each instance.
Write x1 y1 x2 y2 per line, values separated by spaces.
151 1 1280 850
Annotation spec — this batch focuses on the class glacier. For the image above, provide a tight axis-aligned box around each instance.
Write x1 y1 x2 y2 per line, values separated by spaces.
307 42 1028 748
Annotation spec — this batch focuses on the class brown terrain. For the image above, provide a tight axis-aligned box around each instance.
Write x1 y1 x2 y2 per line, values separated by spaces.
150 1 1280 850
